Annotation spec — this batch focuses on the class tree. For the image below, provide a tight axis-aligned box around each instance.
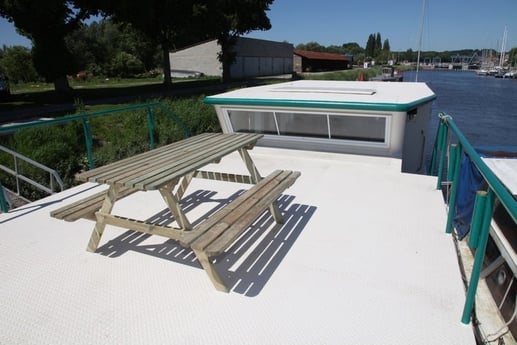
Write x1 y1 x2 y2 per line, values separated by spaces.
65 19 159 77
375 32 382 57
197 0 273 82
365 34 374 59
0 0 91 93
0 45 39 83
382 39 390 53
296 42 326 52
341 42 363 55
79 0 274 84
403 48 414 62
75 0 229 86
509 47 517 67
109 51 144 77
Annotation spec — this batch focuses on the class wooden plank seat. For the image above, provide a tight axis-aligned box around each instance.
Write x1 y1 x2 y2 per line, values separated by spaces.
51 168 301 293
50 186 137 222
181 169 301 292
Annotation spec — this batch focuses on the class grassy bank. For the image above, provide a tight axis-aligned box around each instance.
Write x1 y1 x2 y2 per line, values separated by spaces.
0 76 222 113
0 95 220 200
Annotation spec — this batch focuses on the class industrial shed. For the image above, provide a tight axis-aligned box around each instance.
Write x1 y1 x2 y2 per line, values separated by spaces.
169 37 293 80
293 50 351 72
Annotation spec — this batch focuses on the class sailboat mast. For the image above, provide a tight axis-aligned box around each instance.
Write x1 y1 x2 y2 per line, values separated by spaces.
499 25 508 68
415 0 426 82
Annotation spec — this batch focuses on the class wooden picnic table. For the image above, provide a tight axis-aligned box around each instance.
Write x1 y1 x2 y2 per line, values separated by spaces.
52 132 300 291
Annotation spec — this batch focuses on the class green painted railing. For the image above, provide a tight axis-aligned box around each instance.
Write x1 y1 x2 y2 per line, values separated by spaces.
0 102 190 169
0 180 7 212
0 102 190 212
430 112 517 325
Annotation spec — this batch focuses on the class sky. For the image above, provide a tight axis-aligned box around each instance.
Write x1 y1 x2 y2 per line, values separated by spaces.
1 0 516 52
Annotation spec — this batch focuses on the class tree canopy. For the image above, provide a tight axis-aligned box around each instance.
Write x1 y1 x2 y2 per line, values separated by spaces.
0 45 38 83
65 19 159 77
198 0 273 81
0 0 274 90
73 0 273 84
0 0 92 92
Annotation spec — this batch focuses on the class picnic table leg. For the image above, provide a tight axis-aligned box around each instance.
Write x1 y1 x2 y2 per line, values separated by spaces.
174 172 194 200
238 148 284 223
192 249 229 292
238 148 262 183
159 181 193 230
87 185 120 252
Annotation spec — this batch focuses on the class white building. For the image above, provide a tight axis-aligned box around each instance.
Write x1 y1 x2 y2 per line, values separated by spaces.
169 37 293 79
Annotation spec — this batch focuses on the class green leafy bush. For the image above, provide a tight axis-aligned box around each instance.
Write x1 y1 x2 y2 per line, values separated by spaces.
109 52 145 78
0 96 220 201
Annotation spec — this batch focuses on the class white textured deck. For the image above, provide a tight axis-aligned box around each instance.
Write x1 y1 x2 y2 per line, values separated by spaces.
0 147 475 345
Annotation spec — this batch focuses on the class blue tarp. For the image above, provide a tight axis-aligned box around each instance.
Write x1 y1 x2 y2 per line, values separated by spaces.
452 146 517 240
453 154 484 240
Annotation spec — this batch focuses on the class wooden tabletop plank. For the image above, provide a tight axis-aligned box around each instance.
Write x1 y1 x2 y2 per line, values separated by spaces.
133 134 263 189
90 133 224 186
76 133 218 182
116 133 246 187
110 133 259 188
75 133 263 191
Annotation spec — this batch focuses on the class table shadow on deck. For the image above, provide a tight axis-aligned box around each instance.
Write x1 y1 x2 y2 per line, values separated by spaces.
95 189 316 296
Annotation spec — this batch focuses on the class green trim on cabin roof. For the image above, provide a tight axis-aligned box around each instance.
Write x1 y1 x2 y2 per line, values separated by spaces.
204 95 437 112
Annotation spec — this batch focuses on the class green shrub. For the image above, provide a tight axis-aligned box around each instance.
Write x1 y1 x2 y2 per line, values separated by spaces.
161 95 220 136
0 121 86 199
109 52 145 78
0 96 221 201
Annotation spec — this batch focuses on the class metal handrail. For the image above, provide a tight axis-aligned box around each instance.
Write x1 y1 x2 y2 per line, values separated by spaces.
0 102 191 212
0 144 64 203
0 181 8 212
430 112 517 325
0 102 191 169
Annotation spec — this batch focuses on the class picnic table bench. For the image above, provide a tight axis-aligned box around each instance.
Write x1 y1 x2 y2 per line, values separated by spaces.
51 133 300 292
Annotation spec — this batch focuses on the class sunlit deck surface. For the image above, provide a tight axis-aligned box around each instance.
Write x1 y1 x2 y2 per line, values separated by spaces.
1 146 475 344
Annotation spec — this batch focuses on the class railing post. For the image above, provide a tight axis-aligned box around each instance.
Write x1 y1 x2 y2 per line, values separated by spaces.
461 188 495 324
82 118 94 169
147 107 155 150
445 144 462 234
435 120 449 190
156 103 191 138
13 155 20 195
468 191 487 249
0 181 8 213
430 120 444 176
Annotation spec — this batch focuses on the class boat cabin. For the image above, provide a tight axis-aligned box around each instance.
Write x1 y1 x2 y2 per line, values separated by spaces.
205 80 436 174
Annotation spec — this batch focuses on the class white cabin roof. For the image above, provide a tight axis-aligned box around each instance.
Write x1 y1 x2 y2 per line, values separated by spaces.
205 80 436 112
0 146 474 345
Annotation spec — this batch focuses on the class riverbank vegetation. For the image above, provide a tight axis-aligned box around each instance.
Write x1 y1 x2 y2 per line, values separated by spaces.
0 95 220 200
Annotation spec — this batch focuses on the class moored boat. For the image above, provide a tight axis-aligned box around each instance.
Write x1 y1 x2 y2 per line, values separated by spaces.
0 80 515 345
369 65 404 82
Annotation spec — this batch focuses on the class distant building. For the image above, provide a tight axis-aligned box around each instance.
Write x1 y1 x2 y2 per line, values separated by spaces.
169 37 293 80
293 50 351 73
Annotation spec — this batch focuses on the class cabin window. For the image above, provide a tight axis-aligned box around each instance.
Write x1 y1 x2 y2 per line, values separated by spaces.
329 115 386 142
228 110 277 135
276 112 328 138
225 108 389 144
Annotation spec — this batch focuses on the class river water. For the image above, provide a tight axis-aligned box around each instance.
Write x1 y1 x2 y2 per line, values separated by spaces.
404 69 517 149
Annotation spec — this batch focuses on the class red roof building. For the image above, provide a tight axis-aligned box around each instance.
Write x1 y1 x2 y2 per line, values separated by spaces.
293 49 351 73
